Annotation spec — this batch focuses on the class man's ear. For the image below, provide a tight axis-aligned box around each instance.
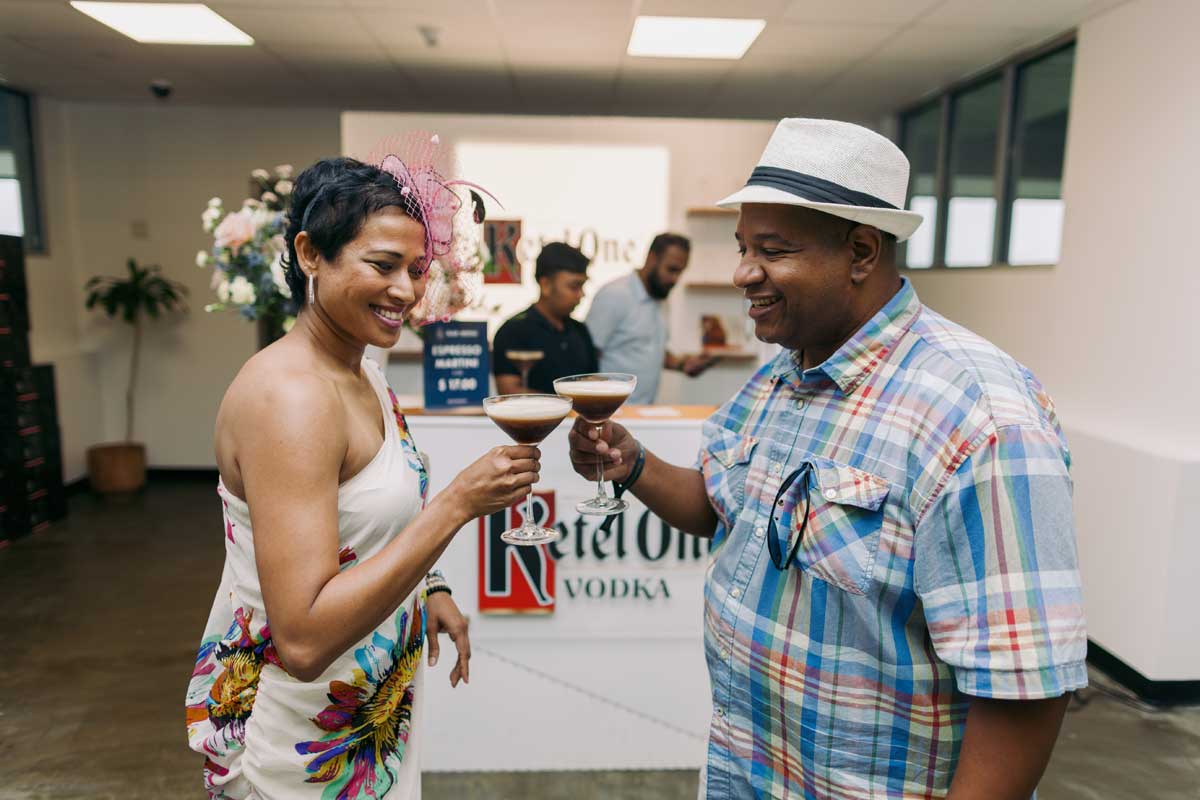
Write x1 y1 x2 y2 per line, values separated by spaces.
847 224 884 285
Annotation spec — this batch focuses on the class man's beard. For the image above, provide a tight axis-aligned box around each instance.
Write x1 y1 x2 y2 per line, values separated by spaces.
646 270 671 300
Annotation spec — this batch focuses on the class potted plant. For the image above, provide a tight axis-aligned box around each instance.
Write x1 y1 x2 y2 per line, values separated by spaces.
84 258 188 494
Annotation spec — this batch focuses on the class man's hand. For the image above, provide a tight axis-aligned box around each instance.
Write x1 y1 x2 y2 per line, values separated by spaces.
425 591 471 687
567 417 639 484
682 354 717 377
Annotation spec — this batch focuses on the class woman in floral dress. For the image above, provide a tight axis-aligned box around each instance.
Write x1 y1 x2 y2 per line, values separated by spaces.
186 150 537 799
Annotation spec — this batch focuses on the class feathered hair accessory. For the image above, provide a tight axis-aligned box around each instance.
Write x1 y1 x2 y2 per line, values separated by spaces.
366 132 497 325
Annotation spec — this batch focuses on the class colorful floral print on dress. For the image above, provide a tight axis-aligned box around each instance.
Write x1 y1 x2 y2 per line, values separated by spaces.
294 602 425 800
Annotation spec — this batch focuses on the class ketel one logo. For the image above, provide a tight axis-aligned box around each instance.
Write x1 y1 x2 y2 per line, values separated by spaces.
477 490 555 614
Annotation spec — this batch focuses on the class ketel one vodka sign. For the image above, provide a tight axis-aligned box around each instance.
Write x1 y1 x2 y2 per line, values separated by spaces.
477 490 711 614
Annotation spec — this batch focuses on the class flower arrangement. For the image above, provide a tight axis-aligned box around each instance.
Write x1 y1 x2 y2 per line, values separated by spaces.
198 165 296 342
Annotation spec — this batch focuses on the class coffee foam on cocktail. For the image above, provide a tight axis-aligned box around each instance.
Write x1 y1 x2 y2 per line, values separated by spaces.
556 380 634 397
487 396 572 420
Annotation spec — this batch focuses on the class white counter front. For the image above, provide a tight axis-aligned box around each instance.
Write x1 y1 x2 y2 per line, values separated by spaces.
407 406 715 773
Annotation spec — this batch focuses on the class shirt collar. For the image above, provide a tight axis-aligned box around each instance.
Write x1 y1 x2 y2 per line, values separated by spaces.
770 278 922 395
629 270 656 304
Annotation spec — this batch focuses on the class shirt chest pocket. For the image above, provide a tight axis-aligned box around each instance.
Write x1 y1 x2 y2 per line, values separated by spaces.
785 460 891 595
699 430 758 531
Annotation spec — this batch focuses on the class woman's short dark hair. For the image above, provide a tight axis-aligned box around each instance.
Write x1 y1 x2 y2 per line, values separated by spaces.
282 157 425 303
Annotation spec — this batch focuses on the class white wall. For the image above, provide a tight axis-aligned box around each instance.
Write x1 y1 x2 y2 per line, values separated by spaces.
26 100 340 477
341 112 781 405
906 0 1200 680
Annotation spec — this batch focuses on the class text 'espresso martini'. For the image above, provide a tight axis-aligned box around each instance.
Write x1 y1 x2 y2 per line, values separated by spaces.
553 379 635 422
486 395 573 444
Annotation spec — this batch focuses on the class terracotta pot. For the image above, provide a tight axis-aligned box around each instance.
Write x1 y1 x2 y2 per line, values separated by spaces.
87 442 147 494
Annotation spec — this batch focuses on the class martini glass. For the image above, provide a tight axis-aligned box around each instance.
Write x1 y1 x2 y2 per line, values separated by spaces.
505 349 544 391
552 373 637 516
483 394 574 544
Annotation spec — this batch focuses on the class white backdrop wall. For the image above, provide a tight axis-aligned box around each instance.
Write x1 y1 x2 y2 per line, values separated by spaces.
24 99 340 479
906 0 1200 680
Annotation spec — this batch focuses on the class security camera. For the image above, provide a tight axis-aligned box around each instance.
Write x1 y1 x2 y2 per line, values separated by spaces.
149 79 173 100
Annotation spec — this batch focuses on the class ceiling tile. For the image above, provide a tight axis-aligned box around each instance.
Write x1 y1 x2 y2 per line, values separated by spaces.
0 0 131 40
362 9 505 66
513 69 617 115
639 0 791 18
783 0 942 25
214 7 377 49
926 0 1090 28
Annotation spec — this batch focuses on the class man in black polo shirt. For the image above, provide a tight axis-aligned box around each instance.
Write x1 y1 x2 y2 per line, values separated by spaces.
493 242 598 394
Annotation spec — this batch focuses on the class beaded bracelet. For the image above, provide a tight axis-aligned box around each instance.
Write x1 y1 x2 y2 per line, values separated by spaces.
426 584 452 598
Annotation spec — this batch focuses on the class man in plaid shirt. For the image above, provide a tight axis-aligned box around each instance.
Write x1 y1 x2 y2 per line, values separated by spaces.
568 119 1087 799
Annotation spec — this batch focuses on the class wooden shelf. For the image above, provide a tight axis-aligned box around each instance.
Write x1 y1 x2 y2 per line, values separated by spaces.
682 280 737 289
701 348 758 360
685 206 738 218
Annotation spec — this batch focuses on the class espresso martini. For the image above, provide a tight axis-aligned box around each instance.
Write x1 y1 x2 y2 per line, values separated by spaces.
482 394 573 544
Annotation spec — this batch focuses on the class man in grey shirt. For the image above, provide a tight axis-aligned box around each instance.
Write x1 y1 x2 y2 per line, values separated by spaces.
586 233 714 404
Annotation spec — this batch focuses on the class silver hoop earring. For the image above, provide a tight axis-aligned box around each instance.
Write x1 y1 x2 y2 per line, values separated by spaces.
307 272 315 305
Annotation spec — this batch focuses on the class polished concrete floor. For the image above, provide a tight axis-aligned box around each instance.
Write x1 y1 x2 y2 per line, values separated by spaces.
1 479 1197 799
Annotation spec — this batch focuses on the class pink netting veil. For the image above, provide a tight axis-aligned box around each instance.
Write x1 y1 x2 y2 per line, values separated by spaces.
363 132 495 325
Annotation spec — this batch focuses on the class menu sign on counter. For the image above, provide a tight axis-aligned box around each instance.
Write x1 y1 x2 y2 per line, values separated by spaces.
422 321 489 410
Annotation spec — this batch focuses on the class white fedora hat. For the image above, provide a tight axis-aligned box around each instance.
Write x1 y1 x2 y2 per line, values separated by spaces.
717 118 924 242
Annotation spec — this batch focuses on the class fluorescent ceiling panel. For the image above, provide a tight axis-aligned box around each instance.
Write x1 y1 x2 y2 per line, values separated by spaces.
627 16 765 60
70 2 254 45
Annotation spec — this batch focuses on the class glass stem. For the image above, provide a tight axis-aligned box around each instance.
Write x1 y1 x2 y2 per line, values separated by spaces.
524 487 536 530
595 424 609 500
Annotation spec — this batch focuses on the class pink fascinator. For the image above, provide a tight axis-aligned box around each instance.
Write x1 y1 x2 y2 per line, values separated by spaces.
366 132 496 325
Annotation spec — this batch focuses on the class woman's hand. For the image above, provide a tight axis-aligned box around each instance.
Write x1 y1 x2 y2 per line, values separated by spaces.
446 445 540 520
425 591 471 687
567 418 639 483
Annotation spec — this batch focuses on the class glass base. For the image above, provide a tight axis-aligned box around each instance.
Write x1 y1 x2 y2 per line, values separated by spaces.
500 525 561 546
576 496 628 516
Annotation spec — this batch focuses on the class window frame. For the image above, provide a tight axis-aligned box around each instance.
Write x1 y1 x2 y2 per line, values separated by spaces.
0 86 46 255
897 33 1075 270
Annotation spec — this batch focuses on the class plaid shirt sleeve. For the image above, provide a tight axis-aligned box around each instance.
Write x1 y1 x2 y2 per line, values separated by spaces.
914 423 1088 700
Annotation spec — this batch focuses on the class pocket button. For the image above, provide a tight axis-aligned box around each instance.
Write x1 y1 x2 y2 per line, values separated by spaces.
824 488 838 500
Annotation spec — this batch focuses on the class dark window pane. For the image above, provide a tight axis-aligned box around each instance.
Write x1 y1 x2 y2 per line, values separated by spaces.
901 103 940 268
1007 44 1074 264
946 77 1002 267
0 89 42 252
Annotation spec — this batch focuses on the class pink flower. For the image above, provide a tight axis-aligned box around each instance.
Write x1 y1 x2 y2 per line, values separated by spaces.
214 208 255 251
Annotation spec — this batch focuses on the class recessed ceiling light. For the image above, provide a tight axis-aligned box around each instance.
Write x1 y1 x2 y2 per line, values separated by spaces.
70 2 254 46
627 16 765 60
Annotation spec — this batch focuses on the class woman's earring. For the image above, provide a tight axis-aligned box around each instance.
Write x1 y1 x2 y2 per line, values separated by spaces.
307 272 315 305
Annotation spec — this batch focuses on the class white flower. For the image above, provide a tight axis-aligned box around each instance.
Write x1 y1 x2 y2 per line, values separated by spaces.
242 198 262 209
210 268 226 291
216 278 231 303
196 250 209 268
270 251 292 299
202 206 221 233
250 206 276 233
274 180 293 196
228 275 256 305
274 164 293 179
207 196 222 208
251 168 270 181
261 191 279 205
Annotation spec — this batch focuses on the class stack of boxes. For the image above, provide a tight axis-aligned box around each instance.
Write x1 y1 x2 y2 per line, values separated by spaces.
1 234 66 545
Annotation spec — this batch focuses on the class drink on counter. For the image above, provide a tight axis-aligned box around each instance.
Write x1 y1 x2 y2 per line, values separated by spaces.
552 373 637 516
483 393 574 544
505 349 544 390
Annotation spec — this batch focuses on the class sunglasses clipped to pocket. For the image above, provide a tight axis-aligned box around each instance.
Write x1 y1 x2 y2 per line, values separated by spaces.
766 462 815 571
